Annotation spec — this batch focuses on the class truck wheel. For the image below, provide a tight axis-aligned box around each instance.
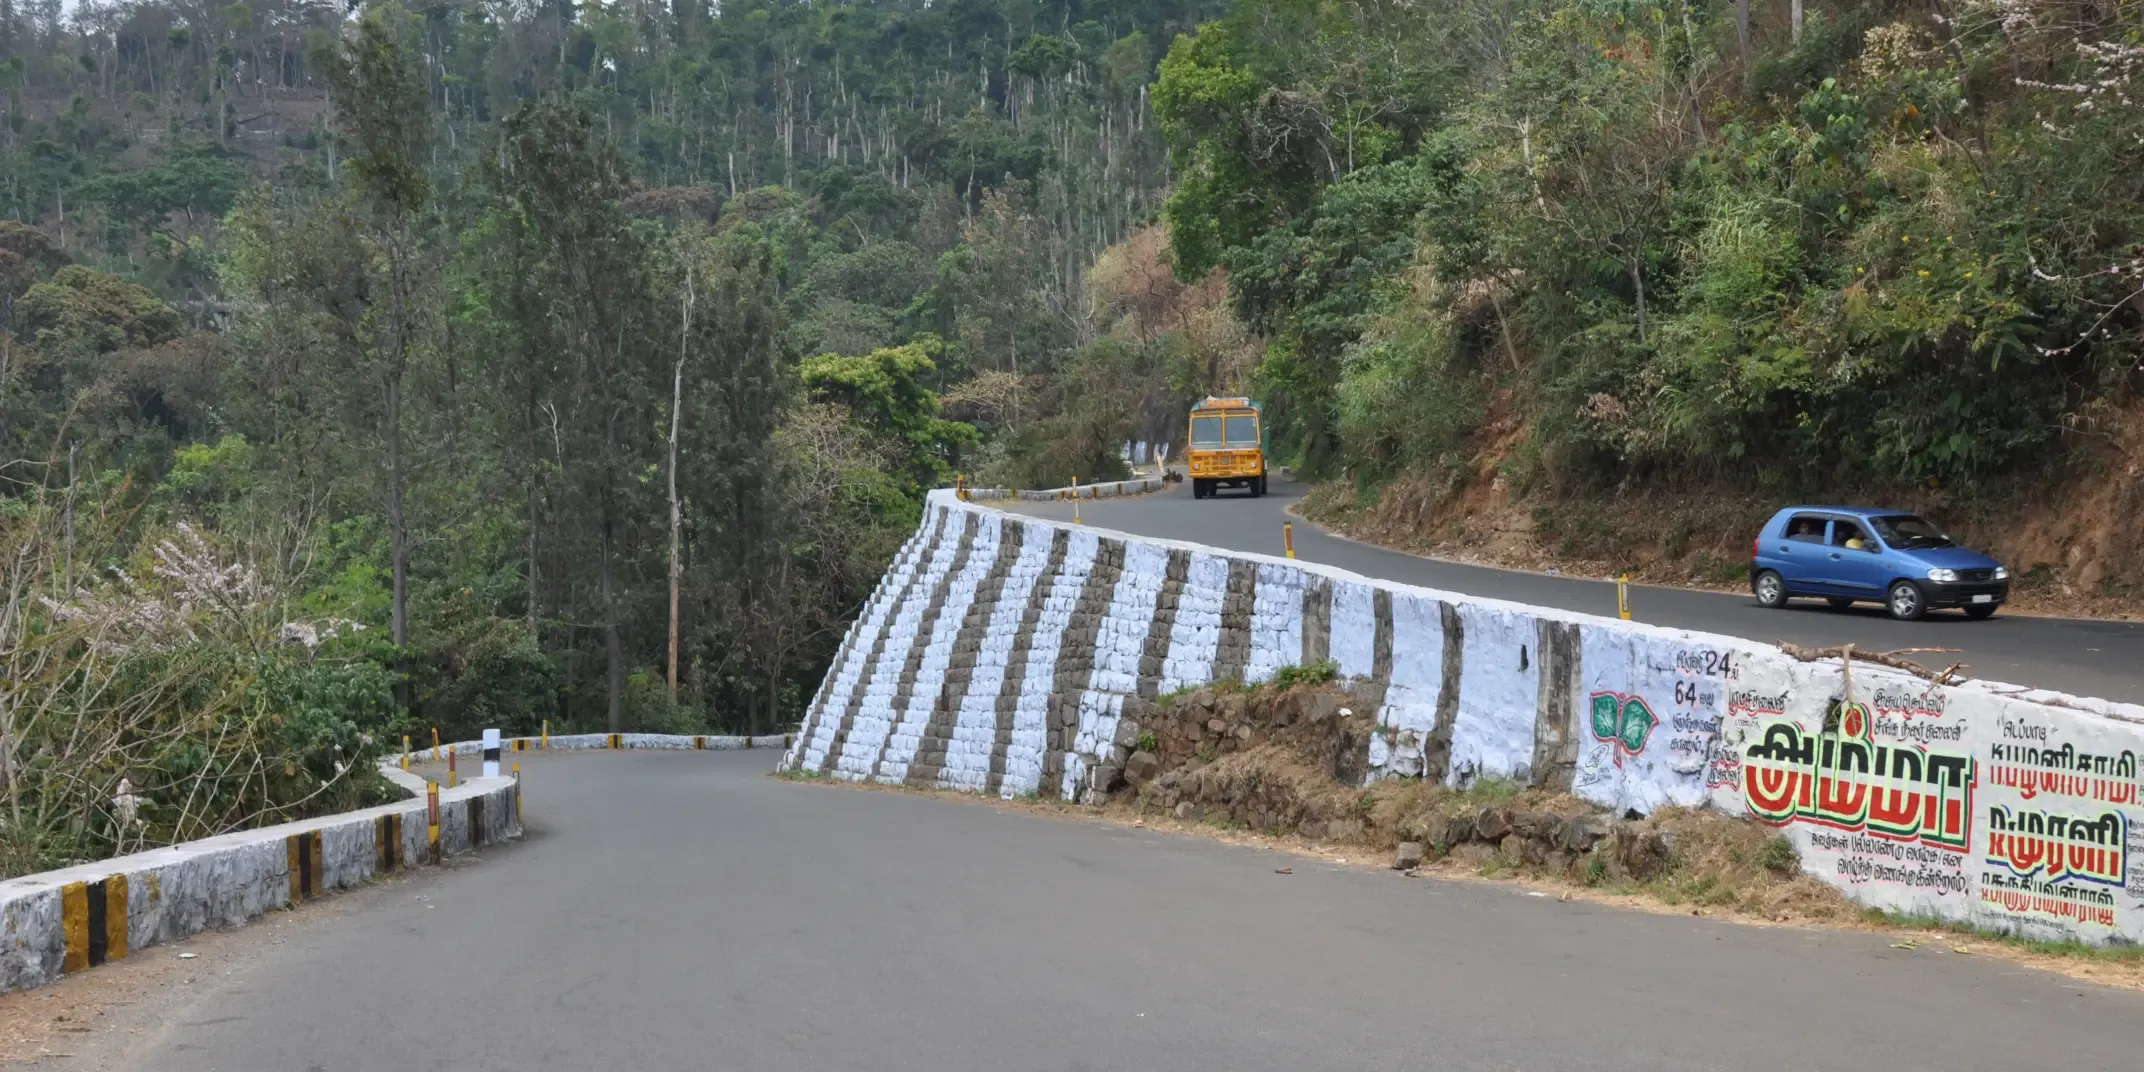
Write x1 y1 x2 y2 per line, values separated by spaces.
1192 479 1209 499
1253 475 1267 497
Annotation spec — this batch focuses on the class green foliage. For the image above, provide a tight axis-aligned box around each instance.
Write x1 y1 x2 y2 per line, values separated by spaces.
330 4 433 215
16 265 183 356
1759 834 1800 876
1269 658 1338 688
415 609 559 741
1156 0 2144 497
1584 850 1609 887
72 149 244 231
1457 776 1521 806
803 336 981 493
625 671 708 735
158 434 259 521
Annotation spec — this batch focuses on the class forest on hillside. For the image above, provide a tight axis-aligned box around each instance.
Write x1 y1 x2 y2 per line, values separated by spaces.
1147 0 2144 585
2 0 2141 873
0 0 1251 873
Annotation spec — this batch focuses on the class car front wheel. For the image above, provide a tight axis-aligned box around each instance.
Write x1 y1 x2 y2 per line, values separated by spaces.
1887 580 1928 621
1754 570 1788 608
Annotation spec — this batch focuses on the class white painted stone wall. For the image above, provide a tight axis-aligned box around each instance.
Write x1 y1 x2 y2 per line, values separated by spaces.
0 765 519 995
786 489 2144 946
0 732 779 996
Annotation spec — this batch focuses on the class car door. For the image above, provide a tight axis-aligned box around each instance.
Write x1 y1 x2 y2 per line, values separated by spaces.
1824 518 1886 597
1768 513 1835 592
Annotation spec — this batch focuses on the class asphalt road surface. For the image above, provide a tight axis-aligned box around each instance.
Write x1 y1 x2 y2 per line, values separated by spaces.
101 751 2144 1071
1009 475 2144 704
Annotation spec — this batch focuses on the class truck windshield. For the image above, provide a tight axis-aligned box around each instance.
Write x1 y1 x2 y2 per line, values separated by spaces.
1191 416 1224 447
1224 415 1260 446
1868 514 1955 550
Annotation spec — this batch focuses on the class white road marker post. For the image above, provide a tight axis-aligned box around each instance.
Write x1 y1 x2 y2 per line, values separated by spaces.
482 728 501 779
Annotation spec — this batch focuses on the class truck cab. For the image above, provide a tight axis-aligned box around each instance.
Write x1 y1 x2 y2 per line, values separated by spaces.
1187 397 1267 499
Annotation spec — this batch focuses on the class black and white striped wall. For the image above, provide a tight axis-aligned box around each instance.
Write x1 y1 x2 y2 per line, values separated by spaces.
784 490 2144 948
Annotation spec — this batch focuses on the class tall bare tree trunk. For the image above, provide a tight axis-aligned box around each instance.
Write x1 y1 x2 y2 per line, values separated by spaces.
1736 0 1751 65
601 501 624 734
1630 257 1648 343
525 384 541 643
1791 0 1804 45
668 270 690 703
385 372 409 707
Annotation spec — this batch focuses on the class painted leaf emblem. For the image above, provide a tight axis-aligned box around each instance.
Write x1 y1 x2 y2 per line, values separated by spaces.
1591 693 1623 743
1617 698 1657 754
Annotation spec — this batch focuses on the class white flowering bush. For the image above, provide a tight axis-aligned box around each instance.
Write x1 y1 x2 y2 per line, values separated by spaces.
0 495 400 877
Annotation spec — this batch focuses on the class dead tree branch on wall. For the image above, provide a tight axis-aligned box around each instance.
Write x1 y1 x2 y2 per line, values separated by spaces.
1776 641 1967 685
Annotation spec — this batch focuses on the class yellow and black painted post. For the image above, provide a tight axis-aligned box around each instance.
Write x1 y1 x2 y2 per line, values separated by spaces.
401 734 411 771
447 746 458 788
286 830 324 905
1283 522 1296 559
542 719 550 749
426 781 442 865
513 763 522 816
1617 574 1632 621
607 732 623 750
430 727 440 762
60 876 128 974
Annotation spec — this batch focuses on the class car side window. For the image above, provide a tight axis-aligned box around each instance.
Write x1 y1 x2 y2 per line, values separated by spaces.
1832 520 1876 552
1783 514 1828 543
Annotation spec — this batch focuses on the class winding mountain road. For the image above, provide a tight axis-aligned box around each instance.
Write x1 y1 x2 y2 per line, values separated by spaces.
1010 475 2144 704
30 480 2144 1071
68 751 2144 1072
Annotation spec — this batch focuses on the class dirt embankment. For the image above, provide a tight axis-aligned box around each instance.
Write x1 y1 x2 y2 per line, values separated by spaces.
1097 681 1853 924
1060 678 2144 989
1300 403 2144 620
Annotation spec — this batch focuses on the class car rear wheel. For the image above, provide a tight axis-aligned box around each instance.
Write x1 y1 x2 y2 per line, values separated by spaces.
1964 604 1998 620
1753 570 1788 608
1826 597 1855 609
1887 580 1928 621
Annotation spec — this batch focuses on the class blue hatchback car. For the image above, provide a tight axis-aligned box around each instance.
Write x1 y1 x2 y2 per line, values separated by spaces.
1750 507 2009 620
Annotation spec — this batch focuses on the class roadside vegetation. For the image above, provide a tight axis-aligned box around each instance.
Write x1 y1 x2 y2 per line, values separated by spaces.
0 0 1220 873
1146 0 2144 610
7 0 2143 873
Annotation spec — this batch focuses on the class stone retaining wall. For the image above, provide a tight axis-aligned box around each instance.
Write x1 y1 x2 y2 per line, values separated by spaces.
0 765 518 995
785 489 2144 946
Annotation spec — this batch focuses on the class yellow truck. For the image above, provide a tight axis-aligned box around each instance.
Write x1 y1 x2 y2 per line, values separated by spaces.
1186 396 1267 499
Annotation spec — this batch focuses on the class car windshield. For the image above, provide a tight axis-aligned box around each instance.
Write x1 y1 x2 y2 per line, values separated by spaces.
1869 514 1955 549
1190 416 1224 447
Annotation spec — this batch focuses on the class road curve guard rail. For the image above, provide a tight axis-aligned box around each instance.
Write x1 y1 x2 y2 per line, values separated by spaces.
954 474 1167 502
785 487 2144 947
0 732 782 995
